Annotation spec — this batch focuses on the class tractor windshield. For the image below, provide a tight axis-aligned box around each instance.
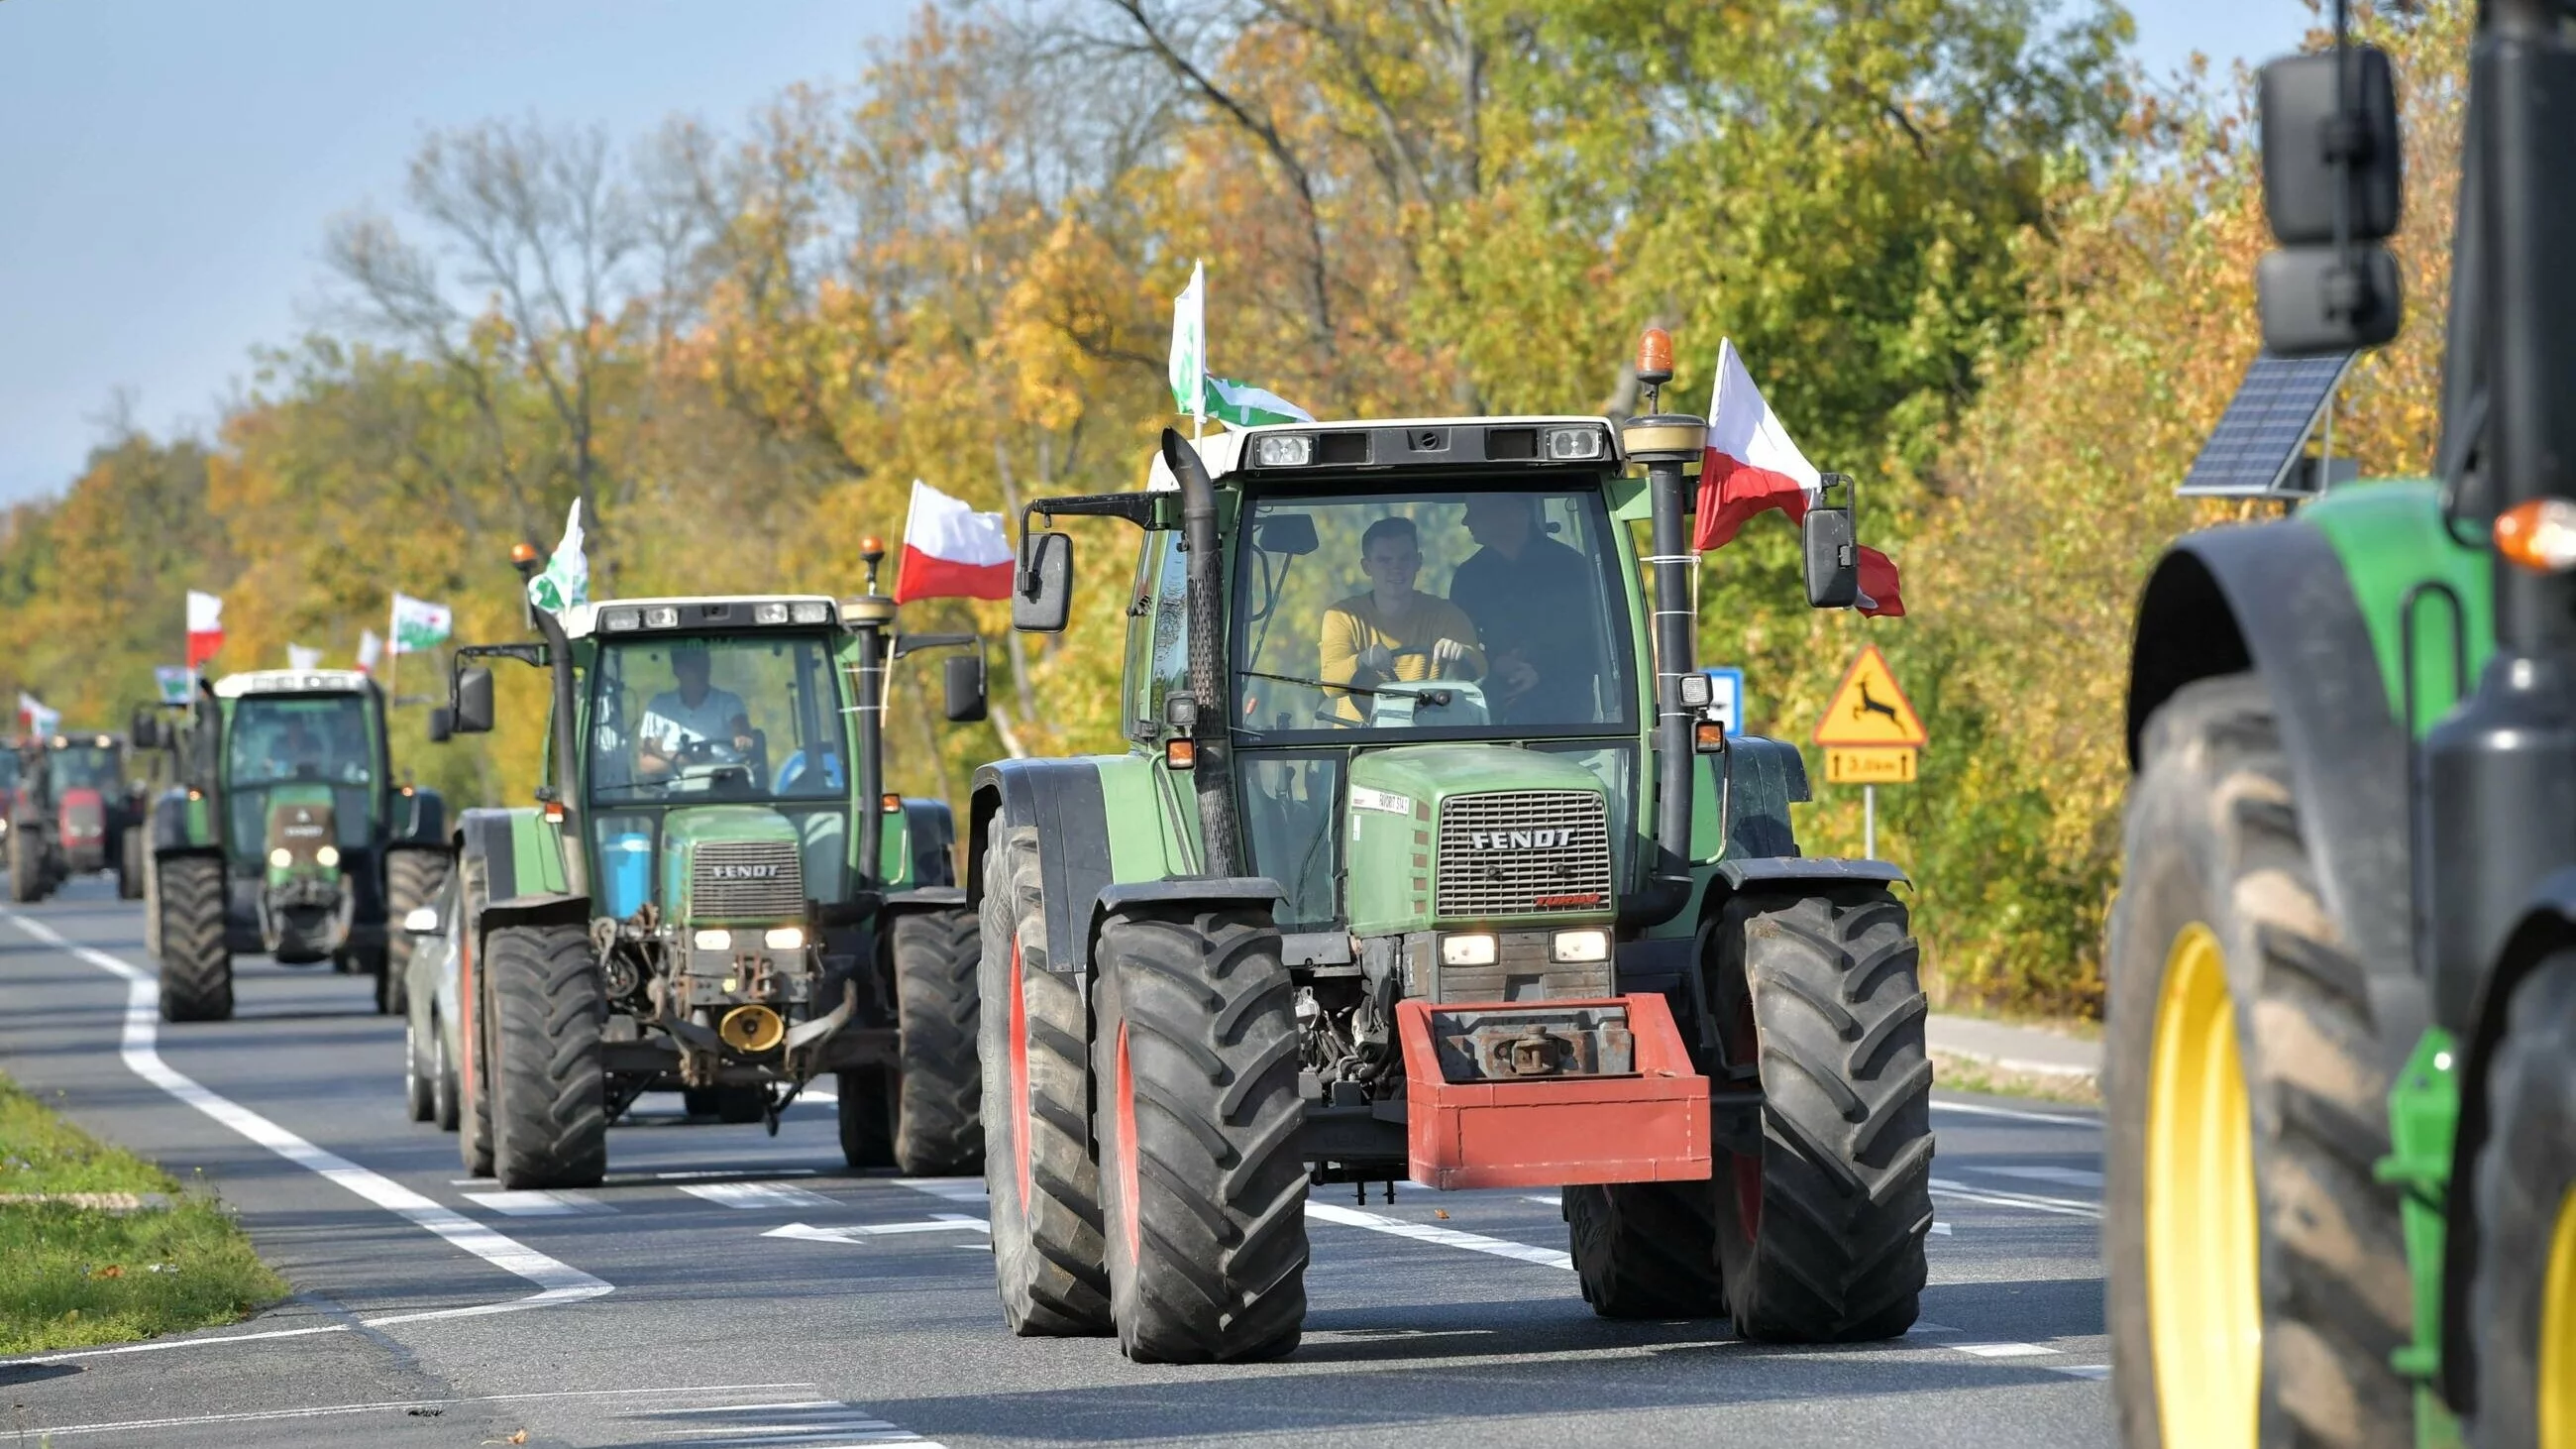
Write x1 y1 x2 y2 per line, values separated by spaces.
1232 485 1636 742
586 633 848 806
224 694 379 855
0 753 18 791
49 745 117 792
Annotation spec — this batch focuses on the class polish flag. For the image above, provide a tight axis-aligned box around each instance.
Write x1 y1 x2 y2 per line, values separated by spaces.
356 628 383 676
894 480 1014 604
1693 340 1905 617
185 591 225 668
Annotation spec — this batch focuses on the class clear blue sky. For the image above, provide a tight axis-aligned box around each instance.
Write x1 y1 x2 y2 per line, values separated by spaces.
0 0 2317 505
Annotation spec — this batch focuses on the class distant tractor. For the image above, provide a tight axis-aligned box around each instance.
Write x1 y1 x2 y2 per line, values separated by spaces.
2105 9 2576 1449
973 357 1926 1364
133 670 451 1021
4 732 140 902
434 547 985 1190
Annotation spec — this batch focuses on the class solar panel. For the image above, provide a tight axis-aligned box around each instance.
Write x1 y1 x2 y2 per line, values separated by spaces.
2179 351 2357 499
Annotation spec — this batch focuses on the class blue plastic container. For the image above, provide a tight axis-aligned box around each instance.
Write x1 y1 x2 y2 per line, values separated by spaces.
602 833 653 921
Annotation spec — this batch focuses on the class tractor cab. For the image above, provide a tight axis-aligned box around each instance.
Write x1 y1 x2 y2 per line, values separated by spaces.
212 671 389 963
41 732 133 882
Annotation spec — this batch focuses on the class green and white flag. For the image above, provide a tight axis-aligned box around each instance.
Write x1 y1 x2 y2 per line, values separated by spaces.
153 665 192 705
389 593 454 655
1167 260 1205 422
526 499 589 615
1199 376 1315 428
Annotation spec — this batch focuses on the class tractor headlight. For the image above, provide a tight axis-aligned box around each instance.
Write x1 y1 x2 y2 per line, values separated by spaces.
763 926 805 950
754 603 790 624
644 606 680 628
1253 434 1314 468
790 602 831 624
315 845 340 868
1552 930 1610 963
268 848 293 869
1544 426 1607 461
1440 933 1498 967
693 929 731 951
600 608 641 632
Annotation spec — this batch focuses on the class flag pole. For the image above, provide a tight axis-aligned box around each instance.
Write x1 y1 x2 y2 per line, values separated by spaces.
385 594 397 704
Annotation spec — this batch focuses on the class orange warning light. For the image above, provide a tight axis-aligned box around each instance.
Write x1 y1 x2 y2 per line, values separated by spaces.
2497 500 2576 575
1636 328 1674 382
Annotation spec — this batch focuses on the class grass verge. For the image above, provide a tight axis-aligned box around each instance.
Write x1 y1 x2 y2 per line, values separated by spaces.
0 1071 284 1355
1930 1050 2101 1106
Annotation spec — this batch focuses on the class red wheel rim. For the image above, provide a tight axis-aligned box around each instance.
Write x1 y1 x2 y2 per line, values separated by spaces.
1115 1020 1141 1264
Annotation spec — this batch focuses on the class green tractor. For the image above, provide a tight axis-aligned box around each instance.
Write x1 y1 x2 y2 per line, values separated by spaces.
973 371 1931 1364
132 670 451 1021
2105 6 2576 1447
435 547 985 1190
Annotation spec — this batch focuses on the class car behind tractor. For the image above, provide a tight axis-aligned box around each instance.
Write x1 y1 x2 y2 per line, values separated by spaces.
972 361 1930 1364
433 547 987 1190
131 670 451 1021
2104 7 2576 1448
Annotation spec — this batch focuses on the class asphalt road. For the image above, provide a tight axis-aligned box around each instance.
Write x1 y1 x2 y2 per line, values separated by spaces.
0 880 2117 1448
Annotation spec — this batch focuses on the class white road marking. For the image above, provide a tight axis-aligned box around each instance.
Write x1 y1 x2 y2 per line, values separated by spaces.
2055 1364 2111 1380
1927 1175 2102 1220
4 911 611 1320
25 1381 818 1438
1931 1221 1952 1236
0 1323 354 1363
1305 1201 1574 1271
1931 1098 2099 1129
1973 1165 2103 1189
680 1180 838 1210
463 1188 616 1217
626 1397 942 1445
653 1168 820 1180
894 1176 989 1204
766 1216 990 1246
1522 1194 1563 1207
1948 1340 2061 1358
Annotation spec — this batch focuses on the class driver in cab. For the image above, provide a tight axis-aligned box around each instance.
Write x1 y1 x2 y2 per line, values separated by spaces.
1319 516 1486 723
636 644 754 781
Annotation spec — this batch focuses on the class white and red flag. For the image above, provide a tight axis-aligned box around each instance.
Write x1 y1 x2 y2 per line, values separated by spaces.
185 591 225 668
894 480 1014 604
1693 340 1905 617
356 628 383 675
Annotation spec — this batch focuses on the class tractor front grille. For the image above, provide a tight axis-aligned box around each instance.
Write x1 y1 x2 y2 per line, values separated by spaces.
1435 790 1612 919
690 840 805 920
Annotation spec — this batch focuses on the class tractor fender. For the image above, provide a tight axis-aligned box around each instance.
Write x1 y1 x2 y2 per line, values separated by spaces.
147 790 217 856
884 886 967 912
969 757 1117 976
386 787 447 848
2126 520 2415 982
898 798 958 888
1713 857 1909 891
2433 866 2576 1408
457 808 586 940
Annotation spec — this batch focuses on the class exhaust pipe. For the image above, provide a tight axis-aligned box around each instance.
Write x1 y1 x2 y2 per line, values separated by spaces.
1159 428 1244 878
717 1004 785 1054
1619 329 1707 932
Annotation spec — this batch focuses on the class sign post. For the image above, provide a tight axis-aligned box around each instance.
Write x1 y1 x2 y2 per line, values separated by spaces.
1811 644 1927 859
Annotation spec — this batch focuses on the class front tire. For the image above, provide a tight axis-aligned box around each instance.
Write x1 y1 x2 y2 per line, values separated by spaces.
9 833 42 905
1092 903 1308 1364
404 1000 438 1122
2465 950 2576 1449
1711 885 1933 1342
383 849 448 1021
433 1008 463 1133
116 828 143 900
154 855 234 1023
837 1067 897 1169
2103 674 2412 1449
892 907 983 1176
978 819 1110 1335
1568 1180 1726 1319
486 923 606 1190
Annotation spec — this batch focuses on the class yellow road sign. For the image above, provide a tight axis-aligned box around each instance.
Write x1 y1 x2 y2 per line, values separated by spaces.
1813 644 1927 747
1824 746 1918 785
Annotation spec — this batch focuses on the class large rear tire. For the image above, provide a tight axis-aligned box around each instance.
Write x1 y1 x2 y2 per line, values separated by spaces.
1092 903 1308 1365
2465 950 2576 1449
1711 884 1932 1343
154 855 234 1023
978 818 1110 1335
1568 1179 1726 1319
2103 674 2413 1449
893 907 983 1176
383 849 449 1019
486 923 607 1190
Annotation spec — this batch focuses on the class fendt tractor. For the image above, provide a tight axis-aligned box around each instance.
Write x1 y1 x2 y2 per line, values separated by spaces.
973 350 1931 1365
7 732 144 903
2106 5 2576 1449
434 542 986 1189
133 670 452 1021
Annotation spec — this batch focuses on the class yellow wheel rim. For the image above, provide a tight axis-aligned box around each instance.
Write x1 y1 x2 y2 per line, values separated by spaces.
2541 1184 2576 1449
2144 922 2260 1449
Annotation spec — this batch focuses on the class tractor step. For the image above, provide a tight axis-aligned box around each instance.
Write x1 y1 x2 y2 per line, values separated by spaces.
1395 994 1710 1190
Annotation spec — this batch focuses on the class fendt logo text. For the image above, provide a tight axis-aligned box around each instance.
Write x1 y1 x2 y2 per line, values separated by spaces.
1467 830 1572 851
709 864 783 880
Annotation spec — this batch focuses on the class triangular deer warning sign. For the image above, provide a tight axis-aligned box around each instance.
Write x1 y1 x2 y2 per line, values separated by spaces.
1814 644 1927 747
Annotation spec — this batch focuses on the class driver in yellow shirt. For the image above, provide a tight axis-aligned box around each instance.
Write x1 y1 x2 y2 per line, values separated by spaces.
1319 516 1486 723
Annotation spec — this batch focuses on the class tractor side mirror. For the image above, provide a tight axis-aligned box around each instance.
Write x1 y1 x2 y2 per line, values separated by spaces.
2255 48 2404 355
427 708 454 744
1013 531 1073 633
452 668 496 734
1802 475 1860 611
129 712 161 751
942 653 989 724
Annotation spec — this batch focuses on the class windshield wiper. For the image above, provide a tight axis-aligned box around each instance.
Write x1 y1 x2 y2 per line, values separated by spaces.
1234 669 1452 705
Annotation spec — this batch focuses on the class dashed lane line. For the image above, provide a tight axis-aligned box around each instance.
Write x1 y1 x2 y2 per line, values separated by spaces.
1305 1200 1575 1270
679 1180 839 1211
1930 1099 2099 1129
766 1215 990 1247
463 1189 617 1217
3 911 611 1324
1926 1176 2101 1220
22 1382 825 1439
1973 1165 2103 1189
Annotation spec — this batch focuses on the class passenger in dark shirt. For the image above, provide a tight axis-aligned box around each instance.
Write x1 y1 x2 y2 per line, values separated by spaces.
1449 497 1603 725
